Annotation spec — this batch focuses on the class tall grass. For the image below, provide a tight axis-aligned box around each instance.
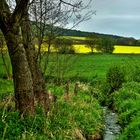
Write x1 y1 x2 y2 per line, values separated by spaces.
0 83 104 139
110 82 140 139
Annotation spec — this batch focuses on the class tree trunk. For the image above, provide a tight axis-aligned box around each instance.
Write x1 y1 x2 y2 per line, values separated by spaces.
3 24 35 116
0 0 49 115
21 13 50 114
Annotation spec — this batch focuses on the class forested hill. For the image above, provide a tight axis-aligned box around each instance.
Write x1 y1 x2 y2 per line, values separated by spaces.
31 21 140 46
61 28 140 46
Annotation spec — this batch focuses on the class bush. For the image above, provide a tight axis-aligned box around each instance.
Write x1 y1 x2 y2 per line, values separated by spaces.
106 65 125 93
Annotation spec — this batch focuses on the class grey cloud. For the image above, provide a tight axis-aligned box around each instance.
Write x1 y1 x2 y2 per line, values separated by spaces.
77 0 140 39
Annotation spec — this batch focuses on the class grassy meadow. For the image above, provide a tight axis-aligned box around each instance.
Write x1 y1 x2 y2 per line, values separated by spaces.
44 53 140 81
1 53 140 81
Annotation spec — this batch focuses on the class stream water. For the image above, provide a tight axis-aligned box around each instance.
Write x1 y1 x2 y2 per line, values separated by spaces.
103 107 121 140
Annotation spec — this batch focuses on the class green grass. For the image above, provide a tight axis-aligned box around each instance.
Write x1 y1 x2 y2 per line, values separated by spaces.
110 82 140 139
1 53 140 81
0 83 104 139
44 54 140 84
0 53 11 78
0 79 13 99
1 53 140 139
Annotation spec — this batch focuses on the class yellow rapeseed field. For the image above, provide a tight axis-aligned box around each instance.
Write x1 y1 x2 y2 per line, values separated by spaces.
73 45 97 53
114 45 140 54
73 45 140 54
35 44 140 54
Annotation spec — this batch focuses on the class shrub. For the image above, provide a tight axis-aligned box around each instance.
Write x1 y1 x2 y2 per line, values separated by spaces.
106 65 125 93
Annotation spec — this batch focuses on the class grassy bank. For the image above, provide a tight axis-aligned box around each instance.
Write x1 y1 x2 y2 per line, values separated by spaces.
110 82 140 139
0 82 104 139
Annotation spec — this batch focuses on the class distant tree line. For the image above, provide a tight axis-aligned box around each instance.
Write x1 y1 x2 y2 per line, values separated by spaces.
58 28 140 46
31 21 140 46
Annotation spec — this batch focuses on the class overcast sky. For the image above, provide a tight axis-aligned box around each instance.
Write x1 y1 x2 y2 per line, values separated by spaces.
77 0 140 39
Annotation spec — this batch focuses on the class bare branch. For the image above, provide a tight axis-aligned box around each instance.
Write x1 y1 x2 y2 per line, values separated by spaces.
60 0 82 8
12 0 30 23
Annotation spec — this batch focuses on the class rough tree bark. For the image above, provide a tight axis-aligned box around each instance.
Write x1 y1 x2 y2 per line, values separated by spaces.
0 0 35 115
3 24 35 115
21 12 50 114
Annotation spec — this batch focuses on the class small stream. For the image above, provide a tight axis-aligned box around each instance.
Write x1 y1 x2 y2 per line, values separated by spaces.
103 107 121 140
